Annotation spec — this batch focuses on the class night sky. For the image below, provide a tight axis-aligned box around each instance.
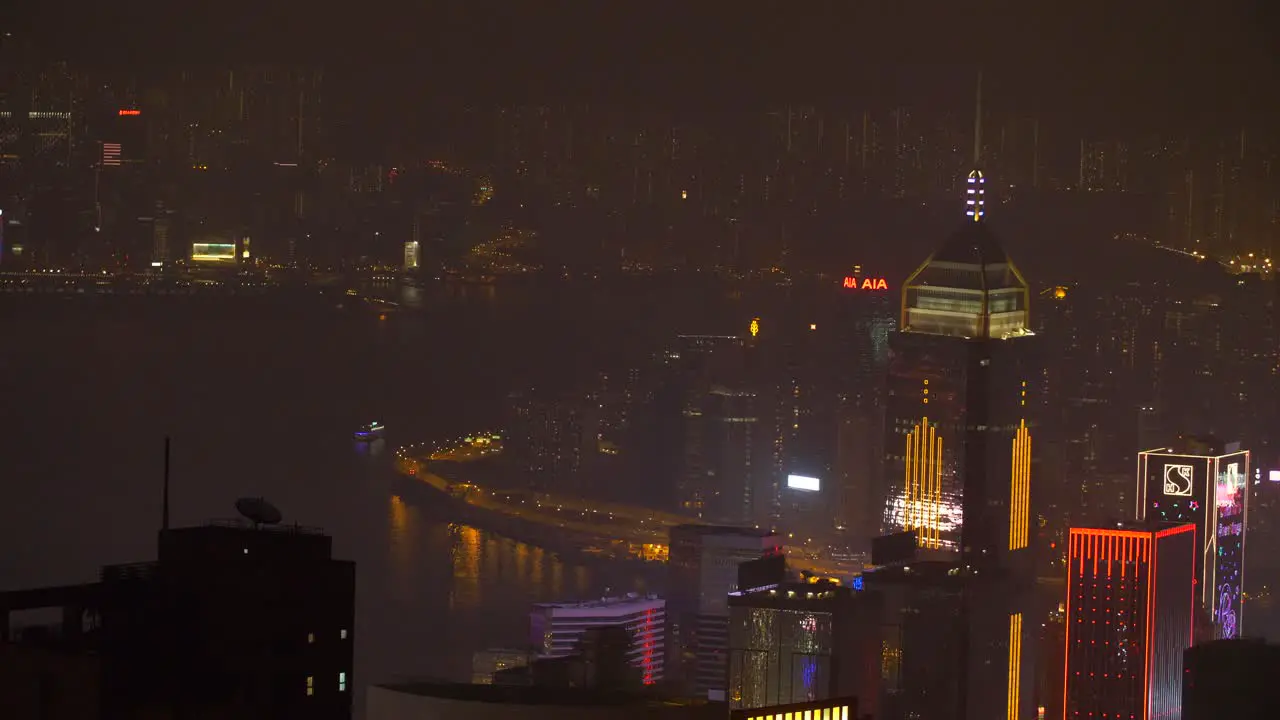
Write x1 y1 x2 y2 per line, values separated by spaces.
7 1 1280 128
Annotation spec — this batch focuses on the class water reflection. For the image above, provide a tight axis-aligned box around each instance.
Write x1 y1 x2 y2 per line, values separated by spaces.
387 495 420 603
354 439 386 457
450 524 483 611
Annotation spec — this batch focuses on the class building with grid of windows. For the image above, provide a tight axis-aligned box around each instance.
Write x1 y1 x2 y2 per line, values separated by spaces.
1063 522 1196 720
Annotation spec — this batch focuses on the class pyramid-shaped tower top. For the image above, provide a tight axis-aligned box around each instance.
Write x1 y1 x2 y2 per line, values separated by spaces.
899 210 1032 340
898 71 1030 340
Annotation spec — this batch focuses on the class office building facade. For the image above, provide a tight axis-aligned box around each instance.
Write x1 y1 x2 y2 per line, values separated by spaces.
529 595 665 685
877 170 1039 720
666 525 780 699
1135 437 1250 638
1063 523 1196 720
726 581 878 715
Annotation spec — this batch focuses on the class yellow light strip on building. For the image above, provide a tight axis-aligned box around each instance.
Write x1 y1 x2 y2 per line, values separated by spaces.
904 417 943 549
746 705 850 720
1007 612 1022 720
1009 420 1031 551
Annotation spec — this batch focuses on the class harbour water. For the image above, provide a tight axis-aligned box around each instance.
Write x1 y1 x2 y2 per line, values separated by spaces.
0 280 749 711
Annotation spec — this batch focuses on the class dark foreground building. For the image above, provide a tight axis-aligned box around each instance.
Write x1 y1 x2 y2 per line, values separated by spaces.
1183 638 1280 720
0 520 355 720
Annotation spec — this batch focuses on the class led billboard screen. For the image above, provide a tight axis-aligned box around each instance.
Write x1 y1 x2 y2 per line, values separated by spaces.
786 474 820 492
1214 452 1248 638
191 243 236 262
1138 448 1251 638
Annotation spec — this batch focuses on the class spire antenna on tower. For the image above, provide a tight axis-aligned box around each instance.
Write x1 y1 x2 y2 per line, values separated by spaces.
965 70 986 222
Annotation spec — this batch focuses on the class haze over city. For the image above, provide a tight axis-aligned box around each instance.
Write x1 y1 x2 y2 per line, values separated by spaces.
1 3 1279 720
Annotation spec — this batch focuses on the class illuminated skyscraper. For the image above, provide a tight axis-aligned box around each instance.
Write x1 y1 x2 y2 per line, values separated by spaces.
1063 523 1197 720
403 241 420 270
878 160 1038 719
1135 436 1250 638
882 170 1036 556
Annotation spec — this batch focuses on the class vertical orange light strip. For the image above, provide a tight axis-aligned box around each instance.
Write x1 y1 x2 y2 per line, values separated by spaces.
1063 531 1076 720
1007 612 1023 720
926 422 935 548
1009 420 1031 550
905 426 916 533
933 435 943 549
1152 530 1162 712
903 417 943 549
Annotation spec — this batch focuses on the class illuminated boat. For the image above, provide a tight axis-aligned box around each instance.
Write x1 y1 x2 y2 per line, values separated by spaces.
354 422 386 441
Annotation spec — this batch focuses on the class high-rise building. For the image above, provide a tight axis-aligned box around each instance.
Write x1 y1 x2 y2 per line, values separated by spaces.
861 559 965 720
668 331 780 525
726 580 879 715
878 168 1038 720
404 240 420 270
504 390 602 495
665 525 780 699
528 594 665 685
882 172 1037 556
1063 523 1196 720
1135 436 1250 638
0 519 356 720
1182 638 1280 720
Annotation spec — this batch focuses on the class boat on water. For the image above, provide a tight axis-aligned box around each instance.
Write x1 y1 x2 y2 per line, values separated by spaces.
354 421 385 441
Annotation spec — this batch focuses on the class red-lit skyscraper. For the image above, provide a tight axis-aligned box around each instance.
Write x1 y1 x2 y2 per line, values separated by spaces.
1063 523 1196 720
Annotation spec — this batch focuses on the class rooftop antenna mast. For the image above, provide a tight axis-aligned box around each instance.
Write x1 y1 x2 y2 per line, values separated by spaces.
162 436 171 531
973 70 983 167
965 71 986 222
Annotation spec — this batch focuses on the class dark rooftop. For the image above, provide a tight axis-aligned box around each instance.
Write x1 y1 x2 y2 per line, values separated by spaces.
376 680 693 707
931 221 1011 267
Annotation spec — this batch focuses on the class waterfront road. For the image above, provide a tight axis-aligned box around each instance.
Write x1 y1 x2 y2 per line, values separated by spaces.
394 435 858 577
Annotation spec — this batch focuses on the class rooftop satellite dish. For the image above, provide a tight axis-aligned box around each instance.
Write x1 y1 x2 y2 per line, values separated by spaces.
235 497 283 526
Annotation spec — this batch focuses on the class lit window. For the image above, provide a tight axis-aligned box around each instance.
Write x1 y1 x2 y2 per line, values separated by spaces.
339 671 347 692
307 633 315 644
306 676 314 696
340 629 348 640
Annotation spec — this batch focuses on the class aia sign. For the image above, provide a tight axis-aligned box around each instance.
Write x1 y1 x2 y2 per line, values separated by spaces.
842 276 889 291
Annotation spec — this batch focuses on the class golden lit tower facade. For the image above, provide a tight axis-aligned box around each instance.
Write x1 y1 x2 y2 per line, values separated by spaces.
883 205 1036 560
880 167 1039 720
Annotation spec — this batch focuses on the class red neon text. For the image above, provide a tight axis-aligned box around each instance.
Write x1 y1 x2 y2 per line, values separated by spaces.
118 109 141 116
842 276 889 291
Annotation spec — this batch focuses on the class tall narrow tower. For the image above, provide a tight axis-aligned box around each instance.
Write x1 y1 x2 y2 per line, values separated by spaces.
879 70 1039 720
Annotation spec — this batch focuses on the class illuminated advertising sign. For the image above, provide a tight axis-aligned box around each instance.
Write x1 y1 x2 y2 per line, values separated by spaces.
1214 452 1248 639
841 276 889 291
1270 469 1280 482
1163 464 1194 496
1137 448 1250 638
118 109 140 116
786 474 820 492
190 243 236 263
